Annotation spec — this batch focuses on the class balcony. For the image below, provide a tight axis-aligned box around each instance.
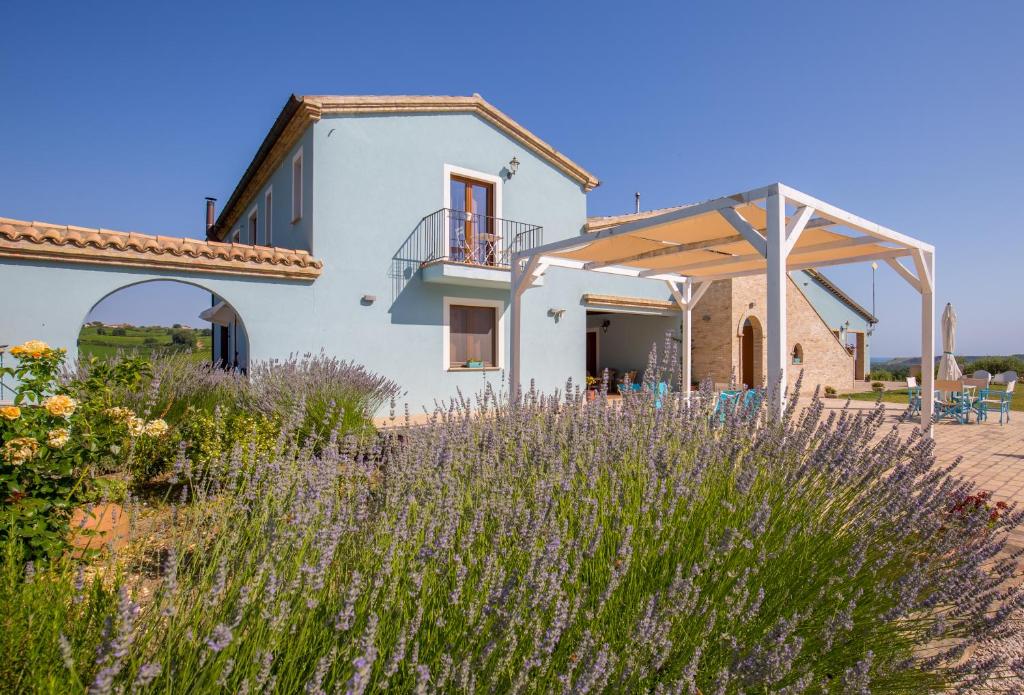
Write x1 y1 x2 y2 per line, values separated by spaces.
403 208 544 289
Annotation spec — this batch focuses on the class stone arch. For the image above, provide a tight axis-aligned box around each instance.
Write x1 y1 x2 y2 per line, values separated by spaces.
81 278 250 371
736 313 764 388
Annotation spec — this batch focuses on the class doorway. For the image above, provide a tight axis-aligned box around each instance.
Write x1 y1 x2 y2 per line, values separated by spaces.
586 329 598 378
739 316 763 388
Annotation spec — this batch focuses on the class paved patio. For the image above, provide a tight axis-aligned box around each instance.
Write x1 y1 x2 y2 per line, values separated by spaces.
825 399 1024 551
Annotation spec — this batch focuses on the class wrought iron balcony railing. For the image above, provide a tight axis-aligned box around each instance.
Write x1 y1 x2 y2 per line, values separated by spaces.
409 208 544 269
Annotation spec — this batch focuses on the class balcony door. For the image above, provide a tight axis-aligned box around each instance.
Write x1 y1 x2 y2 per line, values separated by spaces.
450 175 495 265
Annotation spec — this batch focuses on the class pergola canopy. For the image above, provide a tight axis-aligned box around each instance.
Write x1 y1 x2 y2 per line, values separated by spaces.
509 183 938 435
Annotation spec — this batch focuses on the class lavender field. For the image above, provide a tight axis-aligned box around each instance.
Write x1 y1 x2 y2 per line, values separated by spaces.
2 343 1023 693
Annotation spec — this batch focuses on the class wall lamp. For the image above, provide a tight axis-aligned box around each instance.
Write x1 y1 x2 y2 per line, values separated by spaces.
506 156 520 180
601 319 611 334
548 307 565 321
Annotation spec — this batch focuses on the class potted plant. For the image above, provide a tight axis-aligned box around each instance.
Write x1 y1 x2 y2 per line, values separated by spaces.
824 385 837 398
585 375 598 400
465 358 484 369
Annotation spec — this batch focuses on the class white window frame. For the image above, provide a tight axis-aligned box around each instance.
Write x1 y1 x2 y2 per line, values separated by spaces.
230 227 241 243
442 296 505 371
264 187 273 246
443 164 503 218
247 207 258 245
291 148 303 223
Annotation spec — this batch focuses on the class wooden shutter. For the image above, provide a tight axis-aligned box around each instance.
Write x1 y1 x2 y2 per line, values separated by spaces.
449 305 496 367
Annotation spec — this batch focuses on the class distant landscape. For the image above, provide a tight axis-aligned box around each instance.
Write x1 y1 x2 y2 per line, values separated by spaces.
77 322 211 361
868 354 1023 381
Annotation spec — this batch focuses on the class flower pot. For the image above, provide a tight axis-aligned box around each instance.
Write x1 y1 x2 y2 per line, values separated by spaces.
586 389 597 401
69 503 130 553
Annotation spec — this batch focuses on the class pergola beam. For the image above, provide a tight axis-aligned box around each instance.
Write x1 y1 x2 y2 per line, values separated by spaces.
718 208 767 257
886 258 921 292
783 205 815 255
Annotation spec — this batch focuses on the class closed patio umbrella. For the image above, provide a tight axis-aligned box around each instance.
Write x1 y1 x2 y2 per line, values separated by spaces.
937 302 962 381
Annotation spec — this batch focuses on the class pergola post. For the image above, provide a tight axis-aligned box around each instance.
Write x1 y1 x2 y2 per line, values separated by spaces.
916 249 936 436
509 256 523 396
765 192 788 415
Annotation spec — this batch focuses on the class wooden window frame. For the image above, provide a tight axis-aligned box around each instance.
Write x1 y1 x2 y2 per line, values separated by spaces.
442 296 504 371
264 188 273 246
291 149 303 223
247 207 258 246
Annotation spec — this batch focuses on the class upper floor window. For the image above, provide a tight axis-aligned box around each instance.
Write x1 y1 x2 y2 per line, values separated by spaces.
291 149 303 223
792 343 804 365
264 189 273 245
247 208 258 246
445 166 501 265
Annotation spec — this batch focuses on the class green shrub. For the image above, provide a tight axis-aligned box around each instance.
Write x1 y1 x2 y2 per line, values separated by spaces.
824 385 837 397
867 369 893 382
962 355 1024 376
871 381 885 392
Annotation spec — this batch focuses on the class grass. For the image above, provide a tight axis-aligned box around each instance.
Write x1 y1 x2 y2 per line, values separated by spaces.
841 383 1023 412
77 326 208 362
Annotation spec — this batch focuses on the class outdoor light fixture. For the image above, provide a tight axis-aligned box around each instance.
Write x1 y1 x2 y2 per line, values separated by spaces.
506 156 520 179
548 307 566 321
601 319 611 334
361 294 377 305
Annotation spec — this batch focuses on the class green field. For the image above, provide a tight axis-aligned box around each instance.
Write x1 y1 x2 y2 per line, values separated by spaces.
842 384 1023 413
77 325 210 362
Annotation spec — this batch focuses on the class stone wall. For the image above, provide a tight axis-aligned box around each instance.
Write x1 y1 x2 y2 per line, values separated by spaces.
689 275 855 392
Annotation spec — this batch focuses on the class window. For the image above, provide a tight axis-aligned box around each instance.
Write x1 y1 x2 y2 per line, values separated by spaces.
247 209 258 246
792 343 804 365
230 228 240 243
448 304 497 368
291 149 303 223
443 165 503 265
264 188 273 246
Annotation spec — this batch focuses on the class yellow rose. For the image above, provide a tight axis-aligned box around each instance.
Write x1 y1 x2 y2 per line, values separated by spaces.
42 394 77 417
47 428 70 449
10 340 52 359
0 406 20 421
3 437 39 465
127 416 147 437
144 419 169 437
104 406 136 423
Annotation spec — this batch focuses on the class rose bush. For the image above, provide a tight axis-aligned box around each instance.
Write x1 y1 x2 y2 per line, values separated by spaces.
1 343 170 560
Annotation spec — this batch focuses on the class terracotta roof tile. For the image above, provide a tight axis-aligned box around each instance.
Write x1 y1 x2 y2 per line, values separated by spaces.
0 216 323 280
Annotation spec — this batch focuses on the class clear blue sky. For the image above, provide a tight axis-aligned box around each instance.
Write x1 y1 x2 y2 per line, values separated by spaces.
2 0 1022 356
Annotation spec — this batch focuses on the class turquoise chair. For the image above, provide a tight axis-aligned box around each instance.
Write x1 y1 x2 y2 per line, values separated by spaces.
904 377 922 417
977 381 1015 425
934 383 972 424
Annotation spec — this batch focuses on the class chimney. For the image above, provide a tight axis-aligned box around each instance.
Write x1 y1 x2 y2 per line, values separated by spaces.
205 197 217 234
634 192 640 214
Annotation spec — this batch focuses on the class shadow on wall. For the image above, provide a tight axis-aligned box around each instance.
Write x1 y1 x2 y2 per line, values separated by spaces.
389 218 434 302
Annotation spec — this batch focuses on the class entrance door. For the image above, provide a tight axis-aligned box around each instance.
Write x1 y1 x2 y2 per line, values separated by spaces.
741 321 754 388
450 176 495 264
586 330 598 378
218 325 229 369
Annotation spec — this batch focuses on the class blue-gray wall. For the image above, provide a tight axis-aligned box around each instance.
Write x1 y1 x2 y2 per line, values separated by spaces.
792 270 873 365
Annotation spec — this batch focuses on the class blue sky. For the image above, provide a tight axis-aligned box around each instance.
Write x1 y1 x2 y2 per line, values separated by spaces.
2 0 1021 356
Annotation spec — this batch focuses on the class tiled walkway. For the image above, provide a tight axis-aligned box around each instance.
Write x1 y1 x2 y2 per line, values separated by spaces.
824 399 1024 551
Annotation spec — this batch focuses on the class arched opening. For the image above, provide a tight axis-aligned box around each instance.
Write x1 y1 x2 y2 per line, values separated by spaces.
80 279 250 372
792 343 804 365
738 316 763 388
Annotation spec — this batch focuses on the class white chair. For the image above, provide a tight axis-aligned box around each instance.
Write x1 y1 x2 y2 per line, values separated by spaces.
905 376 921 415
992 370 1018 386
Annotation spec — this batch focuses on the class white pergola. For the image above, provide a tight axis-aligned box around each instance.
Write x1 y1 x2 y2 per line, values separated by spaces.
509 183 937 435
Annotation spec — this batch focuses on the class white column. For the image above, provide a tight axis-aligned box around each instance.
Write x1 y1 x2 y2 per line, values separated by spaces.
509 259 522 397
918 250 935 436
765 192 788 415
681 280 692 394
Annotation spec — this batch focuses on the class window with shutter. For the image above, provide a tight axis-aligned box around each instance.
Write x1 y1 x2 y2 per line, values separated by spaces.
449 304 496 367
